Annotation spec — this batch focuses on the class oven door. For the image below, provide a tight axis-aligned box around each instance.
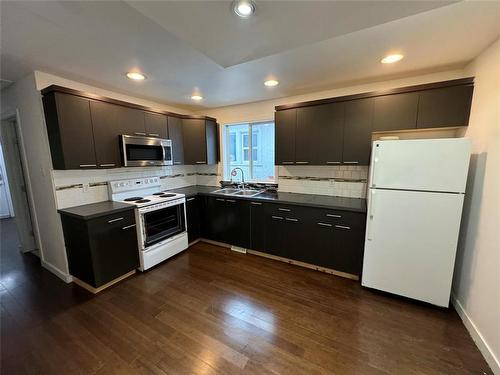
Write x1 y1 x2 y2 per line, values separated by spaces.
122 135 171 167
141 203 186 247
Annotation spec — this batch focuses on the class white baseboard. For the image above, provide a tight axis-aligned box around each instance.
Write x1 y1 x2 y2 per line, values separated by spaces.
41 259 73 283
451 294 499 374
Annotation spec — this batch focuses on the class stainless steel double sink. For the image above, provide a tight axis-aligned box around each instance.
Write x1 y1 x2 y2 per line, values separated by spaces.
211 188 264 197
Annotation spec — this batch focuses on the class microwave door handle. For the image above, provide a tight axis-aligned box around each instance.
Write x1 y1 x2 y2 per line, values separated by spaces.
161 143 166 162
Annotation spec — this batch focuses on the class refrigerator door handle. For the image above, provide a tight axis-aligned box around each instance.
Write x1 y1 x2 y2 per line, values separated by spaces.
367 189 375 241
369 142 380 188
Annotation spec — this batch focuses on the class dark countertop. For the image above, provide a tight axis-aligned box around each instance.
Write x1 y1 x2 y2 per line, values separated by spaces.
168 185 367 213
58 201 135 220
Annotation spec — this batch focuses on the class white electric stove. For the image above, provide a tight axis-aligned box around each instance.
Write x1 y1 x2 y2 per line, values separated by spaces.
109 177 188 271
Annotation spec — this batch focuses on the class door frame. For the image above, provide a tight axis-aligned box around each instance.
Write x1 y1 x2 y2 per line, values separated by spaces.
0 141 15 217
0 111 41 253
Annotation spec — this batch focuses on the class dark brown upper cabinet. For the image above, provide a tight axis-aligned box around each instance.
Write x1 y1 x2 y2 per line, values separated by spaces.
296 103 344 165
167 116 184 165
275 108 297 165
144 112 168 138
182 118 218 165
372 92 419 132
89 101 122 168
417 85 473 129
342 98 374 166
42 92 97 169
117 106 146 136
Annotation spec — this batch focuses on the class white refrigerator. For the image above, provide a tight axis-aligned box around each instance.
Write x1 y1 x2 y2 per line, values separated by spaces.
361 138 471 307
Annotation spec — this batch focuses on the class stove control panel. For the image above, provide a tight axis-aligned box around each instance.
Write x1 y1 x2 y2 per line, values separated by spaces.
109 177 161 193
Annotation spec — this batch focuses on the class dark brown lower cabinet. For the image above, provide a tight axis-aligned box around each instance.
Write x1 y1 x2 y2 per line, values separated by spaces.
203 196 250 248
60 209 139 288
250 201 266 252
186 196 201 243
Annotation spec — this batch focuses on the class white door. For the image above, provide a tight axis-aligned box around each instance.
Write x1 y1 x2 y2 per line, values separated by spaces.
0 169 12 218
369 138 471 193
362 188 464 307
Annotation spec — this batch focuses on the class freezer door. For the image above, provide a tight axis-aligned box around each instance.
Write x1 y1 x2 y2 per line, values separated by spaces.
362 188 464 307
369 138 471 193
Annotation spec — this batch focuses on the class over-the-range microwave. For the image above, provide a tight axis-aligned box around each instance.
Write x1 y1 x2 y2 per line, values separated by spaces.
121 134 173 167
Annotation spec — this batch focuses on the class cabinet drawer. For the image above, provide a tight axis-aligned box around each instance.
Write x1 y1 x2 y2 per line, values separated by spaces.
88 210 136 230
266 203 305 217
312 208 365 229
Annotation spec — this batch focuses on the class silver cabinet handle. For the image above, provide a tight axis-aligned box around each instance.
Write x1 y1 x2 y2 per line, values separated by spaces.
99 163 115 167
344 161 358 164
79 164 96 168
251 202 262 205
134 132 146 136
122 224 136 230
186 197 195 202
326 161 341 164
281 161 294 164
335 225 351 230
196 161 206 164
216 198 225 202
326 214 342 218
278 208 291 212
271 216 284 220
226 199 236 203
108 217 124 223
149 133 160 137
317 222 333 227
174 161 182 165
285 217 299 222
295 161 309 164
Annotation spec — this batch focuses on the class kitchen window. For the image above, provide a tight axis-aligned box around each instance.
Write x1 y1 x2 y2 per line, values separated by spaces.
223 121 275 182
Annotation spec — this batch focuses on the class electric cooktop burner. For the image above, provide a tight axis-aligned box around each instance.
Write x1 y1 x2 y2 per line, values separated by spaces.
158 193 176 198
135 199 151 203
152 192 165 195
124 197 143 201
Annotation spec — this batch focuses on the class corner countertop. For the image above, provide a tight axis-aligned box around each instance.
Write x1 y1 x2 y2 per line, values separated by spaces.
168 185 367 213
58 201 135 220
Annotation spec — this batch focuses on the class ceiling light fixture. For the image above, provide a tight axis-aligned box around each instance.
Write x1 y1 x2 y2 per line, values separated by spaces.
264 79 279 87
191 94 203 101
381 54 404 64
126 71 146 81
233 0 255 18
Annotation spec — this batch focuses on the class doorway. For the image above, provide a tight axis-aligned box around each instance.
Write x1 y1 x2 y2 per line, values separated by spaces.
0 117 38 254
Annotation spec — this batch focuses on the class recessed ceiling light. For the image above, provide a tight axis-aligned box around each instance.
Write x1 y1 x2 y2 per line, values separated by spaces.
233 0 255 18
264 79 279 87
191 95 203 101
381 54 404 64
126 71 146 81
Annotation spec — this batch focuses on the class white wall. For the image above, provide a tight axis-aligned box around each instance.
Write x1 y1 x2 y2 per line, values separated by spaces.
1 73 70 280
452 39 500 374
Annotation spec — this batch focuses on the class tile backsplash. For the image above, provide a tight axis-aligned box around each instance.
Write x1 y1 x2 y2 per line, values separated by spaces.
53 164 367 209
277 165 368 198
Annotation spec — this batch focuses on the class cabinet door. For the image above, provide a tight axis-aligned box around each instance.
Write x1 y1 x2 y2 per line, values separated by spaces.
89 101 122 168
417 85 473 128
186 196 201 243
264 214 287 258
343 98 374 166
144 112 168 138
88 211 139 287
183 119 207 165
44 93 97 169
205 120 218 165
117 106 146 136
204 197 227 242
296 103 344 165
225 199 250 248
167 116 184 165
250 201 266 251
275 109 296 165
330 225 365 275
372 92 418 131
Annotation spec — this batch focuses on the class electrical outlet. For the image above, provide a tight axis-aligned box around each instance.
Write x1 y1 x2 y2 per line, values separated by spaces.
82 183 89 192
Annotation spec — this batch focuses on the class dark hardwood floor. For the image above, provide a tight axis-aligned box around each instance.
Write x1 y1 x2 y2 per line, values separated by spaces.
1 218 491 374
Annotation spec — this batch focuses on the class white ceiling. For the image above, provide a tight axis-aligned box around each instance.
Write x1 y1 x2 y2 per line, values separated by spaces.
1 1 499 110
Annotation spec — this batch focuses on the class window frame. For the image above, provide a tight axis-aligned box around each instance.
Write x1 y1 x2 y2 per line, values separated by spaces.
222 120 276 183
